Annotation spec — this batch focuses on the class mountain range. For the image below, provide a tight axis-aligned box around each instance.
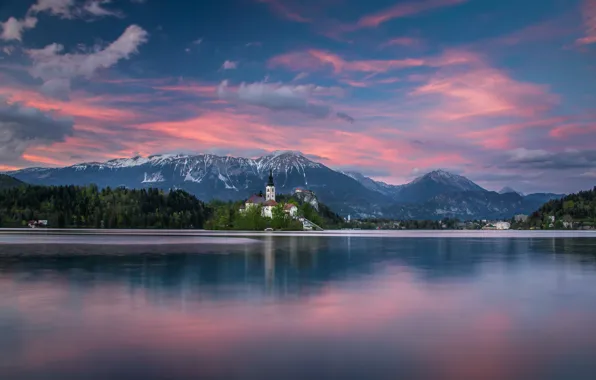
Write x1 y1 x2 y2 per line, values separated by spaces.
5 151 564 220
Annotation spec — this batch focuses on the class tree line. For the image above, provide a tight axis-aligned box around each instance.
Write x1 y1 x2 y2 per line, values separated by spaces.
515 186 596 229
0 181 345 230
0 184 209 229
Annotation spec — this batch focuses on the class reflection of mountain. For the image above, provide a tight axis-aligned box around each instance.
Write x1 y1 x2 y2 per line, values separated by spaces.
1 237 595 300
2 237 596 380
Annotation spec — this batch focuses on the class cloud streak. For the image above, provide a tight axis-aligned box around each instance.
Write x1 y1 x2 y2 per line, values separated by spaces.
411 50 558 120
357 0 468 28
269 49 426 74
258 0 312 23
217 80 333 118
501 148 596 170
577 0 596 45
26 25 149 97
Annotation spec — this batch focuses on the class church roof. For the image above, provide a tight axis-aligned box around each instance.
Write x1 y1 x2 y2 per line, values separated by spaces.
246 195 265 204
263 200 278 206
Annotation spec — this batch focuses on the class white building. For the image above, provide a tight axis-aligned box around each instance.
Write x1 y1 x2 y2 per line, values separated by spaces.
495 221 511 230
483 221 511 230
240 170 279 218
284 203 298 217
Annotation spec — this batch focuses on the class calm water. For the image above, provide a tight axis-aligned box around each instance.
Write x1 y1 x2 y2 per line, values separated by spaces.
2 234 596 380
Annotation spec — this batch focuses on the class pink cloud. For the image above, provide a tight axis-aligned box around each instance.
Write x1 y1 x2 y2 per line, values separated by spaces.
493 14 577 46
269 49 426 74
357 0 468 28
0 87 139 122
411 51 558 121
577 0 596 45
461 118 567 150
380 37 422 49
549 122 596 138
258 0 312 23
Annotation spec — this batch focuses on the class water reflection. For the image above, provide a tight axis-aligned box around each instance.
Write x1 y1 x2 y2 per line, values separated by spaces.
1 236 596 379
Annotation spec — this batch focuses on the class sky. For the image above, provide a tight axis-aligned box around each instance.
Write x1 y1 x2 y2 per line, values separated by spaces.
0 0 595 193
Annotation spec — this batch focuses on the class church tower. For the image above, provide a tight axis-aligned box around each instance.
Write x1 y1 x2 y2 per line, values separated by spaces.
265 169 276 201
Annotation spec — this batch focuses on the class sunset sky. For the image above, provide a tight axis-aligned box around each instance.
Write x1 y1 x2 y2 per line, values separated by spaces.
1 0 595 193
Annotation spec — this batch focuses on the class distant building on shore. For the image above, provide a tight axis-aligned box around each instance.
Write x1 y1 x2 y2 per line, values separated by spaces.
483 221 511 230
28 220 48 228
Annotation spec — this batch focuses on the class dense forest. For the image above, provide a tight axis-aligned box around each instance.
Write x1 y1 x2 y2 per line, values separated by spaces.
518 186 596 229
0 184 210 229
0 176 344 230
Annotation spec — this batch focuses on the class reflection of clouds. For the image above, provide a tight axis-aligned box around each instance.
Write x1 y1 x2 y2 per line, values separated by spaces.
2 261 596 379
2 237 596 378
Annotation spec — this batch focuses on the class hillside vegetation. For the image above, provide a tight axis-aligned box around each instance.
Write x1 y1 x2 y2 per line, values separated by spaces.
522 186 596 229
206 194 345 231
0 175 24 190
0 184 209 228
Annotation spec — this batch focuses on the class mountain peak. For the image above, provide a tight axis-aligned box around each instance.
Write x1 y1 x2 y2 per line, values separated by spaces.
499 186 524 196
256 150 321 173
411 169 485 193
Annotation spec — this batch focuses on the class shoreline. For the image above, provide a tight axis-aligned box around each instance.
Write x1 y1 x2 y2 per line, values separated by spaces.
1 228 595 239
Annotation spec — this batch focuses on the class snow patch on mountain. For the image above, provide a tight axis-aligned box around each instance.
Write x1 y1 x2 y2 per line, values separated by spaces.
218 173 237 190
142 171 165 183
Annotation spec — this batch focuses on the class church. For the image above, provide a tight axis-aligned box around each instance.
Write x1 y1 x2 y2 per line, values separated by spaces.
239 170 298 218
240 170 278 218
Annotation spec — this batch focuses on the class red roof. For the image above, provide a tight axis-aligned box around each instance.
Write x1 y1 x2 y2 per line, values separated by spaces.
284 203 297 210
263 200 278 206
246 195 265 204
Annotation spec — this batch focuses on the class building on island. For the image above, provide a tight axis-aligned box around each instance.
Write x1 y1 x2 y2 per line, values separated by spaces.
241 170 278 218
284 203 298 217
482 221 511 230
240 171 304 222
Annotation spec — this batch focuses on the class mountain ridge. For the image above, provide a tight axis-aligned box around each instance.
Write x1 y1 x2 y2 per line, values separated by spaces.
6 152 565 220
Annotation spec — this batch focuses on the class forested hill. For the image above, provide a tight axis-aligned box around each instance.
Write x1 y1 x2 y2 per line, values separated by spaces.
525 186 596 228
0 185 210 229
0 175 24 190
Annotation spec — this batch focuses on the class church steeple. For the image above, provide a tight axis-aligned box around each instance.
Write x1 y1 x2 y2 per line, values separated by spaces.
265 169 276 201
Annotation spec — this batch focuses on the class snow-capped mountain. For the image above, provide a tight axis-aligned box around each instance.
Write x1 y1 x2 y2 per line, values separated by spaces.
8 151 388 217
7 153 564 220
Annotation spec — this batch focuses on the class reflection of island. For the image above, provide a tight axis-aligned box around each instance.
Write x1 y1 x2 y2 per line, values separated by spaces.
1 237 595 302
2 237 596 379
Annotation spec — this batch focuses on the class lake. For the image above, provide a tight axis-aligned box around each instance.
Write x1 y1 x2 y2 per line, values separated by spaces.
1 232 596 380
